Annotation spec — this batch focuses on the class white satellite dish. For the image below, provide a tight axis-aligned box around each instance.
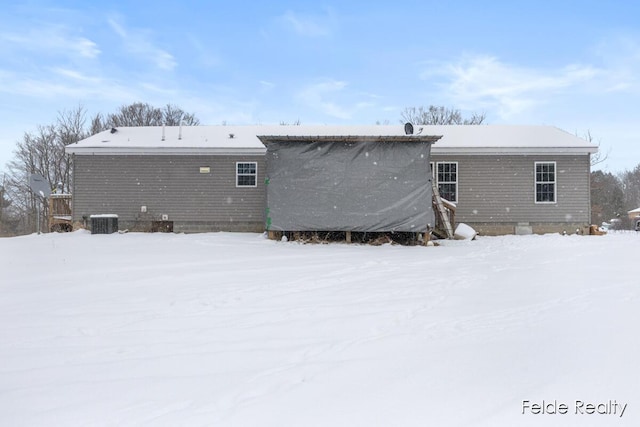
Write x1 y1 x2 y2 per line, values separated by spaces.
404 122 414 135
29 173 51 199
28 173 51 234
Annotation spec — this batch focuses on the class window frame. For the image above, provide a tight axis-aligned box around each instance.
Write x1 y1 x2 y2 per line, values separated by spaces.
236 161 258 188
435 161 458 203
534 161 557 204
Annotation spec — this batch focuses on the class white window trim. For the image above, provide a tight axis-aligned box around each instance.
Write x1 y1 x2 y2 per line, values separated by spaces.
236 161 258 188
534 161 557 204
436 161 458 203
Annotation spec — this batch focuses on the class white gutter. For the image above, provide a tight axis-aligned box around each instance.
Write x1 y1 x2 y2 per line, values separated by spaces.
66 145 596 157
431 146 598 155
65 146 267 156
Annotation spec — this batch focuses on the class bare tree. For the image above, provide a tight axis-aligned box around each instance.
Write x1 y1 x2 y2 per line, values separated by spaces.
5 124 60 233
0 174 15 235
401 106 486 125
163 104 199 126
89 112 106 135
106 102 162 127
279 119 301 125
620 164 640 214
590 170 624 225
56 107 89 188
4 106 89 233
91 102 200 133
579 130 609 167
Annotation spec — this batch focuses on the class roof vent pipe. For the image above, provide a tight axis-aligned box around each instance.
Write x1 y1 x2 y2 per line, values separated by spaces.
161 124 165 141
178 120 182 140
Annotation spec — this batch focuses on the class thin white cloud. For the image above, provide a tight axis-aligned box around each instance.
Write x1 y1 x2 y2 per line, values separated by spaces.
591 34 640 93
0 68 136 102
107 17 177 71
107 18 127 38
260 80 275 89
296 79 376 120
139 82 179 96
423 55 602 119
74 38 101 58
297 80 351 119
186 34 221 69
51 68 102 84
281 10 333 37
0 27 100 59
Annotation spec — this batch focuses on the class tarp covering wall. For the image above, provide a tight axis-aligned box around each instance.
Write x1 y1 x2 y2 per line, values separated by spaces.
263 138 435 232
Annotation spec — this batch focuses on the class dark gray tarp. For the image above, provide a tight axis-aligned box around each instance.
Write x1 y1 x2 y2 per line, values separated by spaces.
263 138 435 232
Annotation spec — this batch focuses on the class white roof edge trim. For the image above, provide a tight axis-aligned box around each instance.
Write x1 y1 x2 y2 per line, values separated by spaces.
66 147 268 156
431 146 598 155
66 146 597 156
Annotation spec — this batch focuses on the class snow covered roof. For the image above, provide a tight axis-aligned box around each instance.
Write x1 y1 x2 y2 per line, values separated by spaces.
424 125 597 155
628 207 640 214
66 126 268 156
66 125 598 156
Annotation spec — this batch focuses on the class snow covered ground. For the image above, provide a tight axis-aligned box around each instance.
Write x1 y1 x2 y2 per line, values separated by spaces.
0 230 638 426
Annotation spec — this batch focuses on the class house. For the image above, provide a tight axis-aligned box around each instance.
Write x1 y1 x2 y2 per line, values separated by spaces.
627 208 640 232
65 126 267 233
627 207 640 220
65 124 597 236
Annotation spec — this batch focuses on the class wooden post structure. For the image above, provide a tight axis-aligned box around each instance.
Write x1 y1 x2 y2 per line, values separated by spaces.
431 180 454 239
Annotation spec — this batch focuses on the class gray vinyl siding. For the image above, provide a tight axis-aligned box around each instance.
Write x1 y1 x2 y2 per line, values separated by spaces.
71 154 266 231
71 152 591 235
431 154 591 224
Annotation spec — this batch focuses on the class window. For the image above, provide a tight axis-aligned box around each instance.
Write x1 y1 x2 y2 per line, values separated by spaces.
535 162 556 203
236 162 257 187
436 162 458 203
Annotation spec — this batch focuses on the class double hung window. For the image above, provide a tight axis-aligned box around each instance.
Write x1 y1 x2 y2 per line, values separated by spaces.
236 162 257 187
535 162 556 203
436 162 458 203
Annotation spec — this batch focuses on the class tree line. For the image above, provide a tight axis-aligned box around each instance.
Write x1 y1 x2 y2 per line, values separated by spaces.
591 167 640 229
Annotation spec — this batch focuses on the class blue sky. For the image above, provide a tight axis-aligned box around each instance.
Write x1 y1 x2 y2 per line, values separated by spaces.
1 0 639 173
